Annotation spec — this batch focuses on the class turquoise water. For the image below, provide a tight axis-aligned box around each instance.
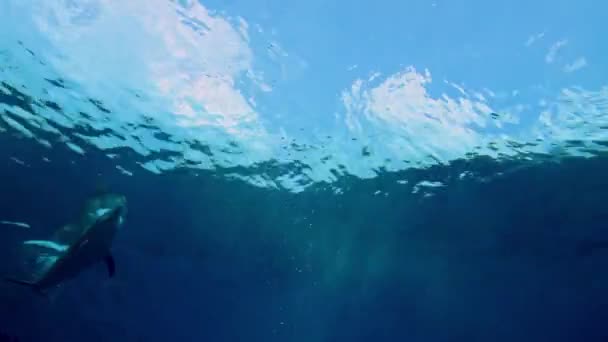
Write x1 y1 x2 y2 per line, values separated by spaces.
0 1 607 341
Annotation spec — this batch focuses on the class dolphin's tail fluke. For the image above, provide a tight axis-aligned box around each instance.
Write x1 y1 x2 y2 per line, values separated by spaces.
4 277 36 287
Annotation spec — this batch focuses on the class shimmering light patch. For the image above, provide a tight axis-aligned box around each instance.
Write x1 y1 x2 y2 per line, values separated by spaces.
525 32 545 47
66 141 86 155
531 88 608 157
343 67 488 160
10 157 26 166
412 181 445 194
546 39 568 64
116 165 134 176
1 220 31 229
564 57 588 73
1 114 35 138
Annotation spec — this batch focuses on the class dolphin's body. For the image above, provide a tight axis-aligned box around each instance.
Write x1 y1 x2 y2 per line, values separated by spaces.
4 192 127 293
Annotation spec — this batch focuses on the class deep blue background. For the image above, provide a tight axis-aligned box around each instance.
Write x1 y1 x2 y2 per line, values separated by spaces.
1 131 608 341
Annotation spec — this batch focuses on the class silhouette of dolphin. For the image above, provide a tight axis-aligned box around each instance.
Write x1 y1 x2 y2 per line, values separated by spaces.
4 192 127 293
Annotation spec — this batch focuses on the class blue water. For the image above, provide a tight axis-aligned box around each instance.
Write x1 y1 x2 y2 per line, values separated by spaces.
1 130 608 341
1 0 608 341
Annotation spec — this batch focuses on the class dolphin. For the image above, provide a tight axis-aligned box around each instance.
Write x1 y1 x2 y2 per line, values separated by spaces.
4 192 127 293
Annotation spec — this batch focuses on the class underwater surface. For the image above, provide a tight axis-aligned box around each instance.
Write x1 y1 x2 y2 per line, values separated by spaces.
1 0 607 341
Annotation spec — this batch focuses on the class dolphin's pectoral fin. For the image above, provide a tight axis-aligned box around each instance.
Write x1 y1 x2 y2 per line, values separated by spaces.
4 277 48 298
104 255 116 278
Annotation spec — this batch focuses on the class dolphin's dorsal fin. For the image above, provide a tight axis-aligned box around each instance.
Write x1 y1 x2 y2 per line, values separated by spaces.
104 255 116 278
